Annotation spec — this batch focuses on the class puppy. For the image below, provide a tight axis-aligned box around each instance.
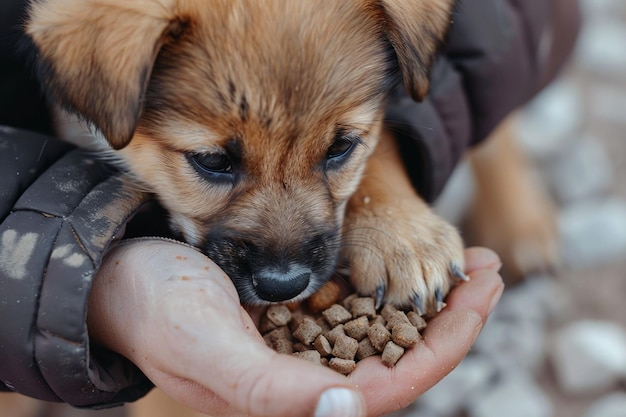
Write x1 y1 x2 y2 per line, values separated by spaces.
25 0 465 315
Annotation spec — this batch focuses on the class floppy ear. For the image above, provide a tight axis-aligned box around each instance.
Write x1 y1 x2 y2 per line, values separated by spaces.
26 0 186 149
377 0 456 101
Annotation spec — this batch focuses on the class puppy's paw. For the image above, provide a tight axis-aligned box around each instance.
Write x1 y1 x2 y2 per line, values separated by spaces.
342 201 467 316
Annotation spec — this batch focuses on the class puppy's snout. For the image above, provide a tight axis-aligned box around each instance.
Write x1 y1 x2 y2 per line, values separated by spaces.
253 266 312 302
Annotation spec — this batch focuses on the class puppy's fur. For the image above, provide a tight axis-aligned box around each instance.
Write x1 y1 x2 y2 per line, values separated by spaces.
26 0 463 313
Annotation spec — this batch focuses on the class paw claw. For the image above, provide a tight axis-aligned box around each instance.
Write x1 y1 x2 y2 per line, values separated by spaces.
412 293 425 316
450 262 470 282
435 287 446 313
374 285 385 310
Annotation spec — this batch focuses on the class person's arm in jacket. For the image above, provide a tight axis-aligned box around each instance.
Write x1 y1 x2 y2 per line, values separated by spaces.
0 128 154 407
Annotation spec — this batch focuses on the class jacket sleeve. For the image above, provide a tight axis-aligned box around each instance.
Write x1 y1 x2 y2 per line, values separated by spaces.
386 0 581 202
0 127 154 408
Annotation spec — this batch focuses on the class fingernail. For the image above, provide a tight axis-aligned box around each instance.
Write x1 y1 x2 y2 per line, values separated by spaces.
314 388 364 417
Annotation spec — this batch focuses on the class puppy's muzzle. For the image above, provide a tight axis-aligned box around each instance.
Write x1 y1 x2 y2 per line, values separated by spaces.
204 230 339 304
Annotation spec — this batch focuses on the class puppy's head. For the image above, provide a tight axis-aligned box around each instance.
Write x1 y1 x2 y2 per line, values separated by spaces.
26 0 455 304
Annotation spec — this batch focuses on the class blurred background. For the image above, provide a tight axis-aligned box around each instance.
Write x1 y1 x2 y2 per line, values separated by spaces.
392 0 626 416
2 0 625 416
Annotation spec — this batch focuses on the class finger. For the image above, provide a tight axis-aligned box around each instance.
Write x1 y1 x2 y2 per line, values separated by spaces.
349 269 504 416
463 247 502 273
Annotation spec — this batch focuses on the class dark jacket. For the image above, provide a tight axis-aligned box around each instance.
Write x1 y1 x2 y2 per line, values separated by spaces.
0 0 580 409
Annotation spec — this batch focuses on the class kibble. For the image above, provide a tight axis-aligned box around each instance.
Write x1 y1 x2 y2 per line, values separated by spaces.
381 341 405 367
380 304 398 321
385 310 411 331
332 334 359 360
313 335 332 356
391 323 420 348
328 357 357 375
407 311 427 331
367 322 391 352
350 297 377 319
266 304 292 327
344 316 369 341
293 350 321 365
292 317 322 345
356 338 378 360
258 291 428 375
324 324 346 345
322 304 353 327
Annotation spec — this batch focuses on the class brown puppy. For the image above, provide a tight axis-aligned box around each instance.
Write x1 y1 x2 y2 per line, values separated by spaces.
25 0 464 315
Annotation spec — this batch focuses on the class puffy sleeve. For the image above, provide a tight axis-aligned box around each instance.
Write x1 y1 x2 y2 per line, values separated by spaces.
0 127 154 408
386 0 581 202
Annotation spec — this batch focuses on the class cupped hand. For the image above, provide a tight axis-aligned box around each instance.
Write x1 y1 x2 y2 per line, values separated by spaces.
88 240 503 417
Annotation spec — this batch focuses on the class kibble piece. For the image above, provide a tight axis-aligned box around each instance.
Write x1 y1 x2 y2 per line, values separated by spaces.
407 311 427 331
293 317 323 345
273 338 294 355
266 304 292 327
308 281 341 312
380 304 398 321
344 316 369 341
392 323 420 348
263 326 291 342
313 335 333 357
385 310 411 331
259 314 278 334
293 350 321 365
332 334 359 360
322 304 353 327
292 342 309 353
381 341 405 367
350 297 377 319
324 324 345 345
328 358 357 375
341 293 359 310
288 310 305 332
367 322 391 352
315 317 332 334
356 338 378 360
369 315 386 327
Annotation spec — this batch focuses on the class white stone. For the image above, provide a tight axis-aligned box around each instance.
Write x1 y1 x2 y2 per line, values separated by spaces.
584 393 626 417
590 84 626 125
472 318 547 373
546 137 613 204
516 80 584 158
467 371 552 417
559 198 626 268
575 18 626 77
580 0 626 19
549 320 626 395
416 356 496 417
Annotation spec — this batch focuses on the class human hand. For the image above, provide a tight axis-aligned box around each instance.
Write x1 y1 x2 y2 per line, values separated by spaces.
87 240 503 417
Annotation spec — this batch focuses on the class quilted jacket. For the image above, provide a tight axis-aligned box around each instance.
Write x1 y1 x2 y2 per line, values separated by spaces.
0 0 580 408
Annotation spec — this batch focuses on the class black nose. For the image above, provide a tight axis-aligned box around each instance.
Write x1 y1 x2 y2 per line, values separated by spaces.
253 267 311 302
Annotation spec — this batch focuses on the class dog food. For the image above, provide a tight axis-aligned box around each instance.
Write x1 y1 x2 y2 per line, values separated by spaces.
259 281 425 375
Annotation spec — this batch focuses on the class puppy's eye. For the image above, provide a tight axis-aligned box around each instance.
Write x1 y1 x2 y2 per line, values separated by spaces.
326 136 355 160
188 152 233 178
